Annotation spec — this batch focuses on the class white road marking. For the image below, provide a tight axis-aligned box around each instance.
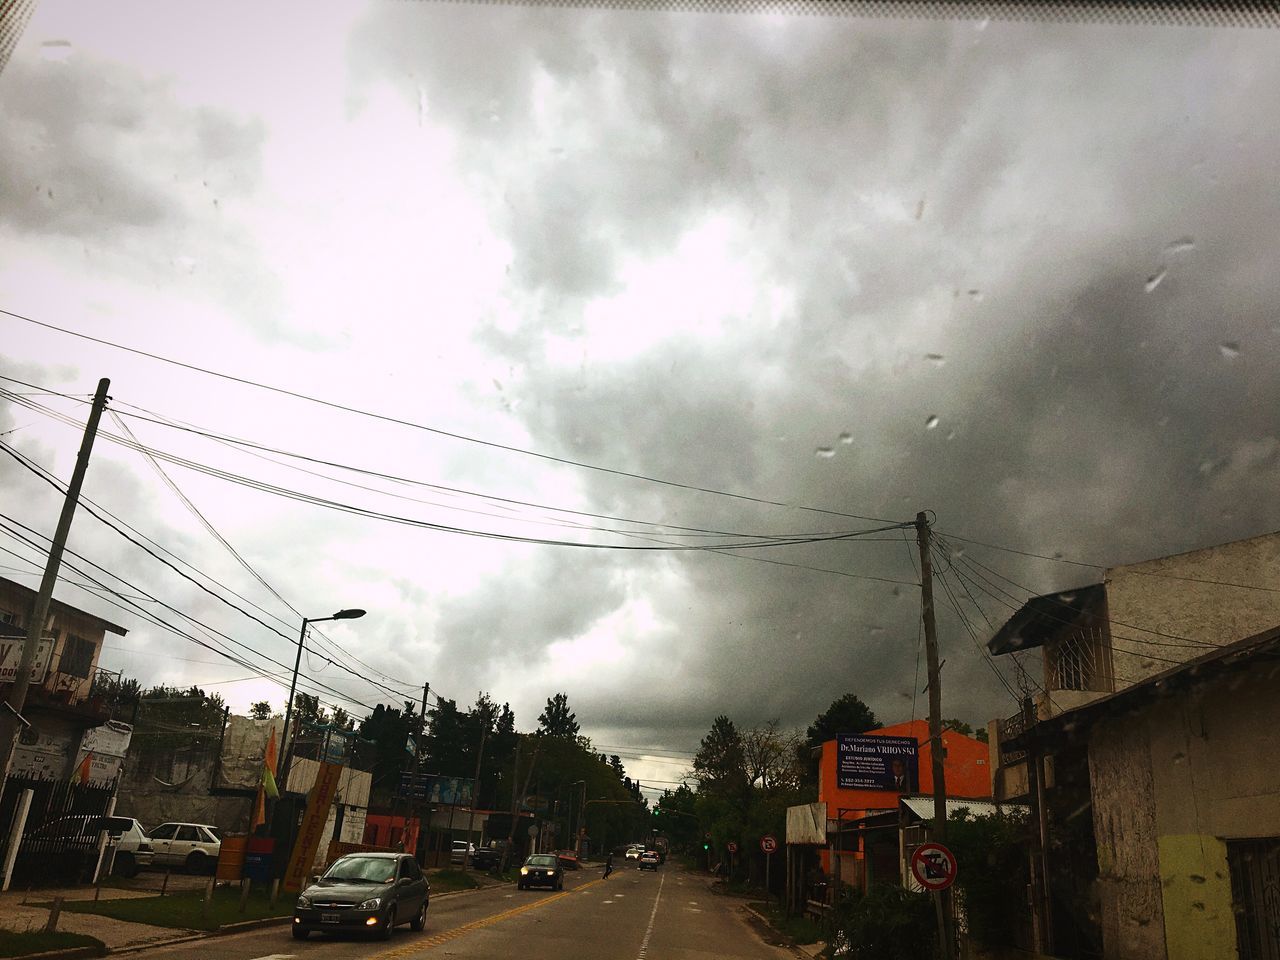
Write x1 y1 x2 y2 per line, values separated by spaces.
249 955 296 960
636 870 666 960
603 899 614 904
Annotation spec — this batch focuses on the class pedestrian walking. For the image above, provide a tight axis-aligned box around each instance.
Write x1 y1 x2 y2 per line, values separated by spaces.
603 851 614 880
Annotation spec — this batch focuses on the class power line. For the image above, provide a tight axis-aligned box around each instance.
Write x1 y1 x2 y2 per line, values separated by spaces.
0 311 904 524
935 529 1280 595
930 549 1021 704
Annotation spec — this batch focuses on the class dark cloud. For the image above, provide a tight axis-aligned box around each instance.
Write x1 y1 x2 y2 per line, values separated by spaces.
349 6 1280 737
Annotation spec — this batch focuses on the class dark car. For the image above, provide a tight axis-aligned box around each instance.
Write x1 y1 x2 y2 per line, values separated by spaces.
470 844 504 870
638 851 661 871
293 853 429 941
518 853 564 890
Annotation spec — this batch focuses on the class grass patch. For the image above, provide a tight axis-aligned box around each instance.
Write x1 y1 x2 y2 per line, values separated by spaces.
427 869 481 893
752 902 824 945
0 929 105 957
58 884 291 932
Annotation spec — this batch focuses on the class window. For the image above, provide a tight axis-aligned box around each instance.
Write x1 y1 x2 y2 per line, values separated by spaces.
149 824 177 840
176 825 201 842
58 634 95 679
202 827 221 841
1228 838 1280 960
398 858 420 880
0 611 15 625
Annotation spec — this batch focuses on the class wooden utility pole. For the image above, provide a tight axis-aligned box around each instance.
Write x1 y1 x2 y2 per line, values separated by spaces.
502 735 540 871
0 378 110 782
461 720 488 871
411 683 429 858
916 510 954 960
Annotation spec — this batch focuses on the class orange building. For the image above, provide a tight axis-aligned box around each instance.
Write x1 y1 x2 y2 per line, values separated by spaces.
816 719 991 887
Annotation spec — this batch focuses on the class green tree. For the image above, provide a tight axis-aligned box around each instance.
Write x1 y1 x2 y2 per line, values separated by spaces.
807 693 879 746
359 702 415 805
538 692 580 738
944 718 988 743
249 701 273 720
608 755 626 779
693 715 748 799
293 693 328 727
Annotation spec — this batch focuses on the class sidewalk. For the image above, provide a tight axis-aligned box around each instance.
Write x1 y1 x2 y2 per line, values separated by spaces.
0 869 507 955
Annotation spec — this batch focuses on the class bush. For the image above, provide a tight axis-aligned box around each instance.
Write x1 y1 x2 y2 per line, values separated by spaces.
825 884 936 960
947 807 1030 949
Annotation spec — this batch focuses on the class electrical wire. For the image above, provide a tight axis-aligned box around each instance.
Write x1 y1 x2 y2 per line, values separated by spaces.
930 549 1021 704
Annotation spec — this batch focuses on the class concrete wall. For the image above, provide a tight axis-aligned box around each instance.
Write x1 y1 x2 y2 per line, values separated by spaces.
1089 718 1166 959
1106 530 1280 687
1087 663 1280 960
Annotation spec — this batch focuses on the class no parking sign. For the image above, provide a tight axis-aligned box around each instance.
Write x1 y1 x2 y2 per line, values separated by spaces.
910 842 957 891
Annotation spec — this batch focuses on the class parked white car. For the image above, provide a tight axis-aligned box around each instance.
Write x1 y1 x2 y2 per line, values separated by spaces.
147 822 222 873
451 840 476 864
24 815 154 877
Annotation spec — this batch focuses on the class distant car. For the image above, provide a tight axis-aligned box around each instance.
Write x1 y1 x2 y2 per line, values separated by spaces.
293 852 429 941
625 847 642 860
555 850 581 870
638 851 660 871
518 853 564 890
450 841 476 864
23 815 154 878
147 822 221 873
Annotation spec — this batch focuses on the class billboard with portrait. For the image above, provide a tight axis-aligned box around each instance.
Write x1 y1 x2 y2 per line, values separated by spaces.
836 734 920 791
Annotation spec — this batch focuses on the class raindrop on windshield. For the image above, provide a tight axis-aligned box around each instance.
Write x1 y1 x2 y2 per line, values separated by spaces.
925 415 940 430
815 447 836 459
925 353 946 366
1219 341 1240 359
839 432 853 445
1165 237 1196 255
39 40 72 62
967 289 984 301
1144 268 1167 292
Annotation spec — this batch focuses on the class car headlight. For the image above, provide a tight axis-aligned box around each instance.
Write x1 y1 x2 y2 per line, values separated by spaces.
295 896 311 909
358 897 382 910
520 867 530 875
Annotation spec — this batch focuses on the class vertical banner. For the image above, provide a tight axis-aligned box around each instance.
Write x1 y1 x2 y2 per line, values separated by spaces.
283 761 343 891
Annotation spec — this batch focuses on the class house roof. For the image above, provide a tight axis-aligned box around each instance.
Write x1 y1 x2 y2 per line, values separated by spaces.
0 576 128 637
986 582 1104 656
1007 623 1280 749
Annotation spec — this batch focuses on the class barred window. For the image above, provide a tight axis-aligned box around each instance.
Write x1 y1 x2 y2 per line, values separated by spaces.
59 635 95 678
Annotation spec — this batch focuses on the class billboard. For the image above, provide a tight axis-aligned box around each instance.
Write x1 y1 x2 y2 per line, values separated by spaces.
836 734 920 791
399 772 474 806
0 637 54 683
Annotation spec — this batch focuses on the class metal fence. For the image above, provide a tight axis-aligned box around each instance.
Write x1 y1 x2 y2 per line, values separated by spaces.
0 774 117 885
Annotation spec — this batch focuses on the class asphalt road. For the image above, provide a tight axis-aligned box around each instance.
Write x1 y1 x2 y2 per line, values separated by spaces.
130 862 795 960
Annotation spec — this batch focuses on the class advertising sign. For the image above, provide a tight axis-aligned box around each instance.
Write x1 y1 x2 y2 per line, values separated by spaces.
910 842 957 891
836 734 920 791
283 761 343 891
0 637 54 684
399 773 474 806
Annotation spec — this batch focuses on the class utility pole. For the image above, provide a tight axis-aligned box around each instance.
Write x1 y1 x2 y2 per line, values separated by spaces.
502 734 540 872
916 510 954 960
461 718 489 871
411 683 429 859
0 378 110 782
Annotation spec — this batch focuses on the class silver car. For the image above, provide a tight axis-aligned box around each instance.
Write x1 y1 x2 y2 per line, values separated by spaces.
147 822 222 873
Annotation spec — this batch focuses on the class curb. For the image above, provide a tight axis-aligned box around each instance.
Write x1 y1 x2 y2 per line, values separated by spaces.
10 948 106 960
743 902 824 959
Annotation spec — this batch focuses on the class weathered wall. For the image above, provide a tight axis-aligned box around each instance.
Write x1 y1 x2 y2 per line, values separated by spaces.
1106 531 1280 687
213 716 278 791
1089 662 1280 960
1089 717 1166 960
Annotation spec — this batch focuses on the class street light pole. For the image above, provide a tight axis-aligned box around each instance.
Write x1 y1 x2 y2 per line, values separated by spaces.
274 609 366 809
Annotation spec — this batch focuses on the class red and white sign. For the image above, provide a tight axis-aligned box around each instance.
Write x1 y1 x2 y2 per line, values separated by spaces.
760 834 778 854
726 841 738 853
910 842 957 891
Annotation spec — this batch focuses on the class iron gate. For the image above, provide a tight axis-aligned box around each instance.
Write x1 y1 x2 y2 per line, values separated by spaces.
1229 838 1280 960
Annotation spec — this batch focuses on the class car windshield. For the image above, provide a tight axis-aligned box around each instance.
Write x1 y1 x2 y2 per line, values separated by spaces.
527 856 558 868
322 857 396 883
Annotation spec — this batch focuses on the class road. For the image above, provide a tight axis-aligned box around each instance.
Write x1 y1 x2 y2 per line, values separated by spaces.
130 862 795 960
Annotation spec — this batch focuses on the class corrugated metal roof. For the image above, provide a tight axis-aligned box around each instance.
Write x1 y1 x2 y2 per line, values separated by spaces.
901 796 1028 820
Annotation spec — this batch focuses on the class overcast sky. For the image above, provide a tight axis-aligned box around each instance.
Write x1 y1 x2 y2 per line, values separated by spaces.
2 2 1278 794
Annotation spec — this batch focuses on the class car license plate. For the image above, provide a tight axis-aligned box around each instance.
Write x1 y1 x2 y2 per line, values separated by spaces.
321 913 340 924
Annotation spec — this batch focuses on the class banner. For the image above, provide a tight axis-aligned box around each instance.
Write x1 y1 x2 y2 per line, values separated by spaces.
399 773 473 806
283 760 343 891
836 734 920 791
0 637 54 683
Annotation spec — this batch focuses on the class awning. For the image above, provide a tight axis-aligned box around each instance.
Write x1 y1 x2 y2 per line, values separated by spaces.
900 796 1028 821
986 583 1104 655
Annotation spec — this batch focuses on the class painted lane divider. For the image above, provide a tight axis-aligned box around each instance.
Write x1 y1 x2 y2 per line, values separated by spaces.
636 871 666 960
374 879 605 957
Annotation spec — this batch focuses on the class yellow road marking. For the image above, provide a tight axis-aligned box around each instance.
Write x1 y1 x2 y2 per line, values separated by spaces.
374 879 604 957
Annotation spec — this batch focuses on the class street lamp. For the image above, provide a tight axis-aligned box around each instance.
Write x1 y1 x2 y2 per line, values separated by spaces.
278 609 366 796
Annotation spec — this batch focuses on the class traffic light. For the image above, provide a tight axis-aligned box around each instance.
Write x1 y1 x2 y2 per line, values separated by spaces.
703 842 710 850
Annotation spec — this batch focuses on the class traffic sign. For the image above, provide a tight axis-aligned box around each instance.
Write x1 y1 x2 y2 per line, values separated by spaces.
705 832 712 840
760 835 778 854
910 842 957 891
727 841 738 853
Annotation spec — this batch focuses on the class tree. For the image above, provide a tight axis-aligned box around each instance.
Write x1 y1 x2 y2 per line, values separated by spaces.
807 693 879 747
359 702 415 805
944 718 988 743
609 755 626 779
293 693 328 728
693 715 748 798
249 701 273 720
330 707 356 731
743 719 803 793
538 693 580 738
